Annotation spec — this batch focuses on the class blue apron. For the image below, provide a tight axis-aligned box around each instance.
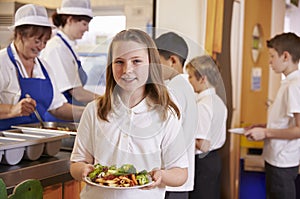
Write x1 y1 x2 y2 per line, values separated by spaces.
0 45 53 130
56 33 87 106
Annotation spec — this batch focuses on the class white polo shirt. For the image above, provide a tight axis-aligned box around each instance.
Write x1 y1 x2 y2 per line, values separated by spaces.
264 70 300 168
165 74 198 192
0 43 67 110
40 30 82 93
194 88 227 154
71 97 188 199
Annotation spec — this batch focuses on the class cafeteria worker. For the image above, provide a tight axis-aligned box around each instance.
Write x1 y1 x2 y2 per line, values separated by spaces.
40 0 99 107
0 4 84 131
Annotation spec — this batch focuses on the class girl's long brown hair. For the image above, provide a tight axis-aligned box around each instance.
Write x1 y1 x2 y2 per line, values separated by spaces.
97 29 180 121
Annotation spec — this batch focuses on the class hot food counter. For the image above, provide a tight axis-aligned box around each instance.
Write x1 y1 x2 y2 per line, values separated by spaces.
0 123 81 198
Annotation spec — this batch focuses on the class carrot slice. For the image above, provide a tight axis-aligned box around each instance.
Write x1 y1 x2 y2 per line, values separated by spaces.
131 174 138 185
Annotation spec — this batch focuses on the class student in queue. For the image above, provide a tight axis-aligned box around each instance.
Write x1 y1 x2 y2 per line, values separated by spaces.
40 0 99 109
245 32 300 199
155 32 197 199
186 55 227 199
0 4 84 130
70 29 189 199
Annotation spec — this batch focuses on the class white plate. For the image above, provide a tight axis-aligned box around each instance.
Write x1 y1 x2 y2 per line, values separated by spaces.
228 128 245 134
84 176 154 190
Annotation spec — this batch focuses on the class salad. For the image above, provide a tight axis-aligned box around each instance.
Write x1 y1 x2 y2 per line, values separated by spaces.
87 163 151 188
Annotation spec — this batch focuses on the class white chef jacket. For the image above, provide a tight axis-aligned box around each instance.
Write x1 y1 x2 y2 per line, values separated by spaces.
0 43 67 110
264 70 300 168
165 74 198 192
195 88 227 155
71 96 188 199
40 30 82 93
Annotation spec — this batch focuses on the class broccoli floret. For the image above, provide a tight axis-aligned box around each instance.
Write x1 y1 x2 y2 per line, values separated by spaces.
136 174 149 185
109 165 117 170
116 164 137 175
106 165 117 175
94 163 103 170
88 163 106 181
138 170 148 175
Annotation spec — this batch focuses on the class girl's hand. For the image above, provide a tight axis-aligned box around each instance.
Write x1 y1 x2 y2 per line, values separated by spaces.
70 162 94 181
141 169 163 190
81 164 95 181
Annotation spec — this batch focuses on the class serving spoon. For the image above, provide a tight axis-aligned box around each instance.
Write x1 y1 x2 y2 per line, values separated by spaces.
25 94 44 128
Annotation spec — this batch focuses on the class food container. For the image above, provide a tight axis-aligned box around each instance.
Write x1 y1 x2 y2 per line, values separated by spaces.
0 128 69 165
12 122 78 151
12 122 78 135
0 150 3 162
43 140 62 156
0 136 26 165
2 132 45 160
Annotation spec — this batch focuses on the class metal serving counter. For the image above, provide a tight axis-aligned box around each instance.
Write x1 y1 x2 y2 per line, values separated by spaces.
0 151 73 193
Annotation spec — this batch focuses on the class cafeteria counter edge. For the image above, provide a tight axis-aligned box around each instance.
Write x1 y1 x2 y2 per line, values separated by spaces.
0 151 73 193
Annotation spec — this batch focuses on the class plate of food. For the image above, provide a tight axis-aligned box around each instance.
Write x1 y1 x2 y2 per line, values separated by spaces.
228 128 245 135
84 163 154 189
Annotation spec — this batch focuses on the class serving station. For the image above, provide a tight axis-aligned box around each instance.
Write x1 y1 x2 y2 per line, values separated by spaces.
0 122 81 198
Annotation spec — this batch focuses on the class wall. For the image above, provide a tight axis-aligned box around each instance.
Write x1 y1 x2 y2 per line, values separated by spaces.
240 0 272 126
268 0 285 106
0 0 154 50
155 0 206 60
285 2 300 34
0 0 148 9
0 1 15 48
0 0 59 9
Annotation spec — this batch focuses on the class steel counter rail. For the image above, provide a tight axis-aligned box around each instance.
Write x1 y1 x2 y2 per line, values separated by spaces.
0 151 73 194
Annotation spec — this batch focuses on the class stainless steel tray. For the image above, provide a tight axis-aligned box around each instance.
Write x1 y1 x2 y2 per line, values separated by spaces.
12 122 78 136
0 129 69 165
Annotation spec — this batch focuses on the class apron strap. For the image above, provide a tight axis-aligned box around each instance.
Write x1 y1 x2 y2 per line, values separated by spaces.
7 44 22 78
56 33 82 68
7 44 51 80
56 33 87 85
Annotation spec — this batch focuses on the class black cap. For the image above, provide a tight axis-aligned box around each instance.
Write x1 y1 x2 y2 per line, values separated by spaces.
154 32 188 60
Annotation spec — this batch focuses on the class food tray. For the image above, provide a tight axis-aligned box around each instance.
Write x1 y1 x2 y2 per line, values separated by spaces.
12 122 78 151
0 129 69 165
12 122 78 136
0 150 4 163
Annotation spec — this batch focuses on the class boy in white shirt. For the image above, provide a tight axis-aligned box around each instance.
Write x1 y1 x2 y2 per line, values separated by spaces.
245 32 300 199
186 55 227 199
155 32 198 199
